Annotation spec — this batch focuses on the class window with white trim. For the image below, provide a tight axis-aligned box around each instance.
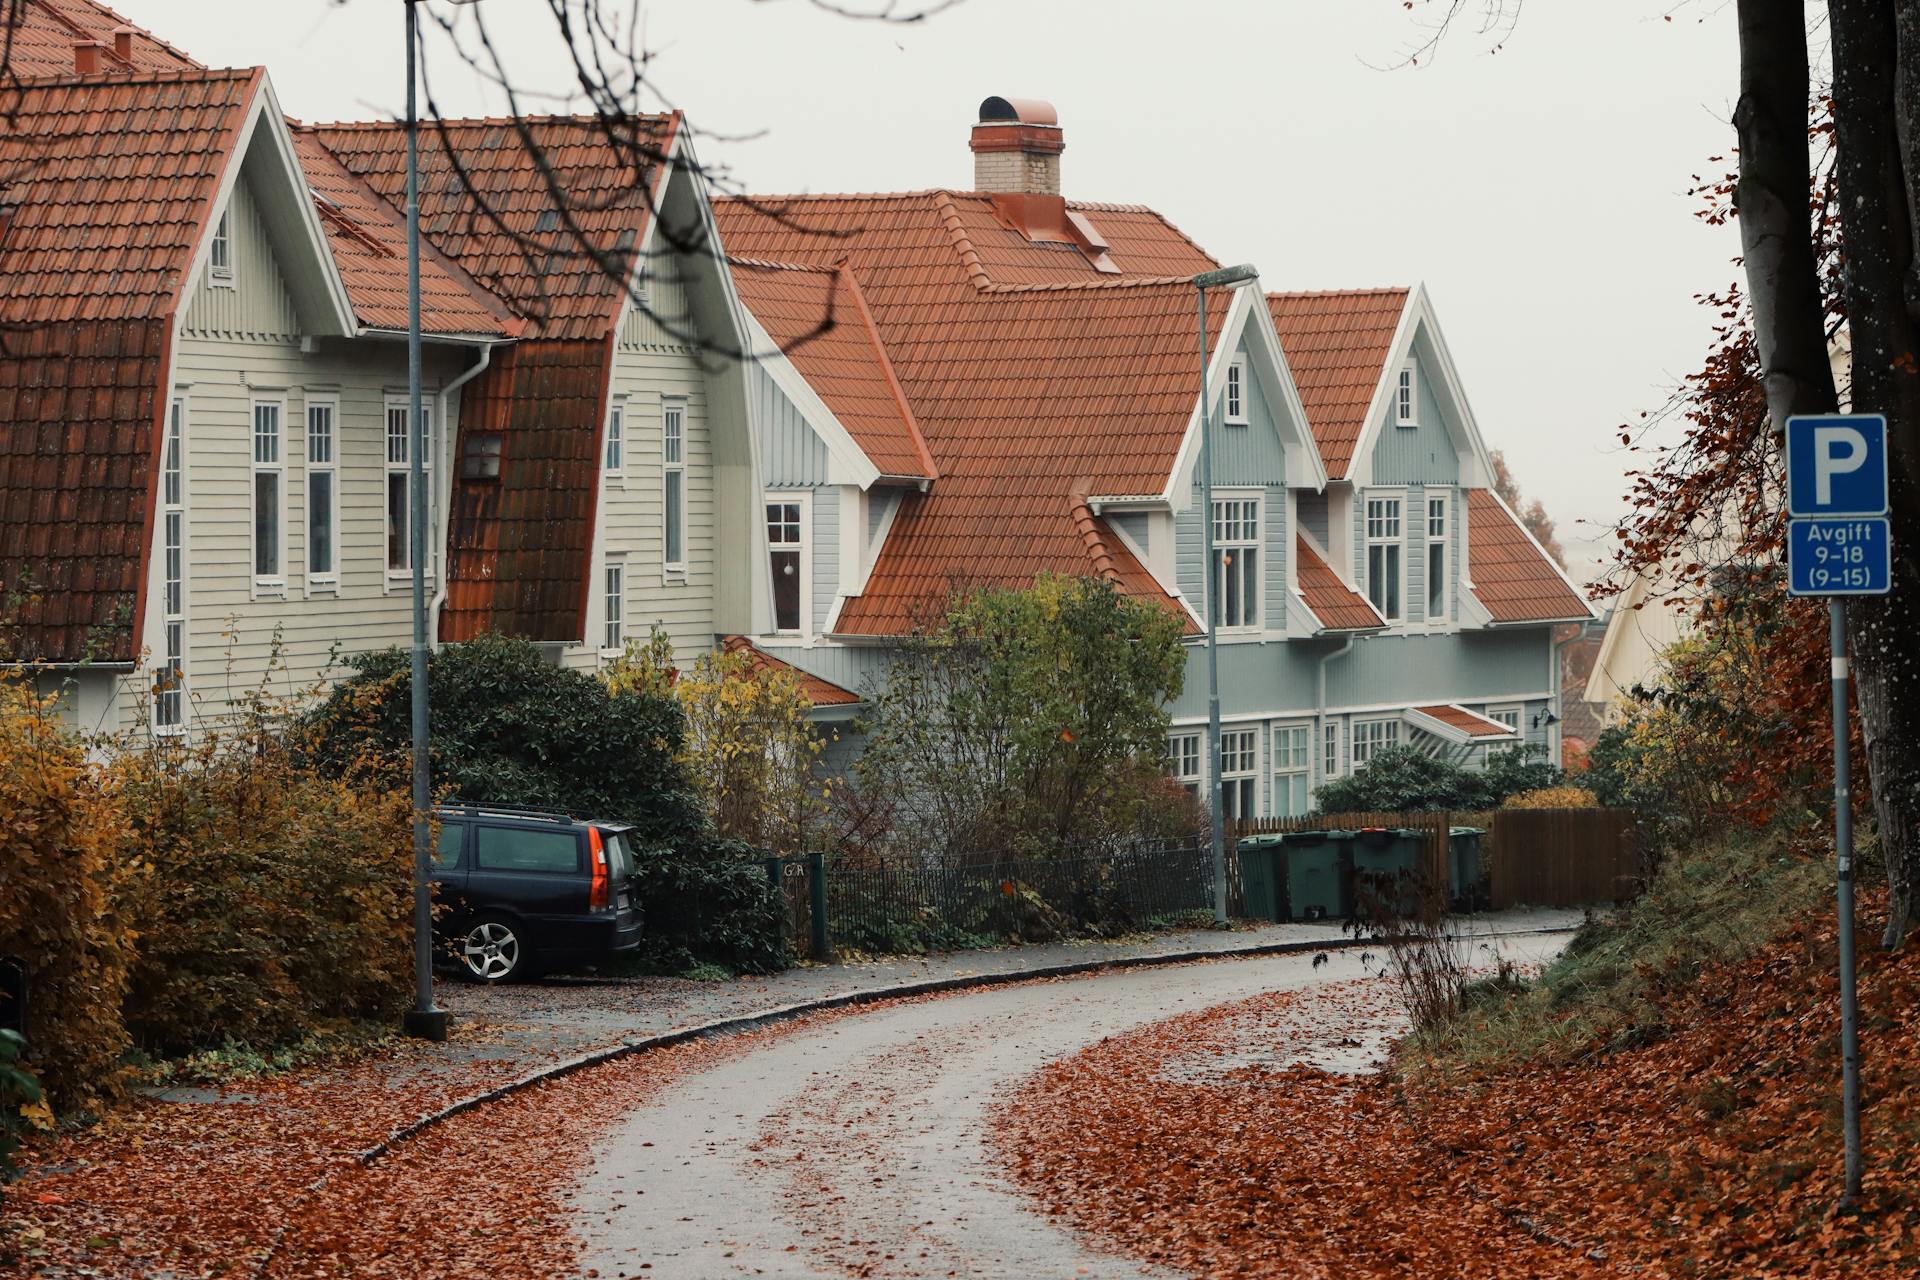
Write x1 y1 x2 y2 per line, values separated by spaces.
1395 363 1417 426
1220 728 1259 820
1224 356 1248 425
1352 718 1401 765
1365 493 1402 623
766 495 806 634
604 401 624 475
1273 723 1311 817
663 399 686 572
1211 496 1260 631
210 209 233 284
251 400 284 589
603 562 625 653
1425 490 1449 623
1487 705 1521 734
306 401 337 586
155 397 187 732
1324 721 1344 780
385 400 432 576
1167 732 1201 801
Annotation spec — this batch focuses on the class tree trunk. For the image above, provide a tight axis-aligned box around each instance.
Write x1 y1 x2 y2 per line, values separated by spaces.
1832 0 1920 948
1733 0 1841 430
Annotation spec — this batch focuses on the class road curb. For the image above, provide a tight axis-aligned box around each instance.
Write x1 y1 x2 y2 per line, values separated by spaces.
354 921 1574 1166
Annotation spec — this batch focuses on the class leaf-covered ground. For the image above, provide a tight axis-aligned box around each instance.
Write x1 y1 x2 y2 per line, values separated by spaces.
999 916 1920 1278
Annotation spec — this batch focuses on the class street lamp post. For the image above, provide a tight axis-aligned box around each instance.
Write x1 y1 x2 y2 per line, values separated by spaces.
402 0 449 1042
1193 264 1260 926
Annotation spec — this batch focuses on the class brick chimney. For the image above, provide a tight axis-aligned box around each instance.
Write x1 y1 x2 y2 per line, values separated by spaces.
73 40 104 75
970 96 1062 196
112 25 137 64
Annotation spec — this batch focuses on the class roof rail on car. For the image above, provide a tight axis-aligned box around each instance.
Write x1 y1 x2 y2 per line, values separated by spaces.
436 801 576 823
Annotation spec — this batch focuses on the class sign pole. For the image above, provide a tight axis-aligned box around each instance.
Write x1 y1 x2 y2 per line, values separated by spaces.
1828 598 1863 1203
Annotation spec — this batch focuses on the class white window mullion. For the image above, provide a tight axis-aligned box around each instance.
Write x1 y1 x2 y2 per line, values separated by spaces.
663 398 686 577
306 400 338 592
1425 487 1450 627
1364 491 1404 624
1273 722 1310 817
603 561 626 654
1209 492 1261 633
250 399 285 597
155 396 188 734
765 492 809 636
385 398 434 585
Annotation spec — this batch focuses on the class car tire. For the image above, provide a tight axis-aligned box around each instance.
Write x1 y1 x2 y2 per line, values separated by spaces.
456 914 532 984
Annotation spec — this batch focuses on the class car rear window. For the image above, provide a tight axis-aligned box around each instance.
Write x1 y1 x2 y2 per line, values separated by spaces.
600 829 635 879
433 822 465 869
475 825 580 874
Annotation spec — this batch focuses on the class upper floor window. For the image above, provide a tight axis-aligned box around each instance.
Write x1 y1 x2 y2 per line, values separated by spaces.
1352 717 1401 765
1219 728 1258 820
1210 495 1260 631
1365 493 1402 622
210 209 233 285
1425 490 1449 623
663 399 686 573
1395 363 1417 426
307 401 337 586
155 397 187 733
385 401 433 576
766 495 806 634
605 402 624 475
251 400 284 590
1167 732 1201 801
1224 357 1248 425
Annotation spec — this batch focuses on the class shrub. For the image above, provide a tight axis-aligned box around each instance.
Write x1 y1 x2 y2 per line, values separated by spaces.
1502 785 1599 810
114 730 415 1057
1 1029 45 1178
1314 744 1564 814
0 678 133 1112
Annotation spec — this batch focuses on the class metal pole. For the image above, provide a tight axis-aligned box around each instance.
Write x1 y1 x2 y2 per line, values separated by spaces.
1199 285 1226 925
1829 598 1862 1201
807 851 831 962
403 0 448 1042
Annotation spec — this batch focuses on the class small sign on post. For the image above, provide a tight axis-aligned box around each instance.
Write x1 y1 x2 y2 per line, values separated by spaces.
1784 412 1891 1205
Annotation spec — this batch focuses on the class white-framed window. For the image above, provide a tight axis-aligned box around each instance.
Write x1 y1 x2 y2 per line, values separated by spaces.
1395 362 1417 426
385 399 433 578
663 398 686 574
1220 727 1259 820
603 561 625 654
250 399 285 592
1352 717 1402 766
154 396 187 734
1425 488 1449 624
1487 705 1522 734
1167 732 1201 800
1365 492 1403 623
1224 356 1248 425
209 208 233 285
1211 494 1260 631
1273 722 1311 817
1324 720 1344 780
766 492 808 635
306 399 337 588
604 400 624 476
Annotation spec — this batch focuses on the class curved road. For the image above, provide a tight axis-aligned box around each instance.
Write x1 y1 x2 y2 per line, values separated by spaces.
572 935 1568 1279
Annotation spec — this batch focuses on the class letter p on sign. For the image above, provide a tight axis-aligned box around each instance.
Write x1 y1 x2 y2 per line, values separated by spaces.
1787 414 1889 518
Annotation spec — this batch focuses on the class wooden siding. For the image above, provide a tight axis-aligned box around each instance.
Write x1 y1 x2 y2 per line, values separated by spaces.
179 176 303 342
751 359 833 486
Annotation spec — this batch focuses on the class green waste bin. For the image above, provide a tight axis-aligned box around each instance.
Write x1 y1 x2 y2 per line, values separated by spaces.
1350 827 1425 917
1236 835 1287 922
1281 830 1355 921
1448 826 1488 912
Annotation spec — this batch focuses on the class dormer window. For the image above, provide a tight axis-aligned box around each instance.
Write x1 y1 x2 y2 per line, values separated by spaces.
1224 357 1248 426
210 209 233 285
1395 363 1417 427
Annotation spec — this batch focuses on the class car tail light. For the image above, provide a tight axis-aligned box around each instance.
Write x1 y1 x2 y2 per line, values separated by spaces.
588 827 609 912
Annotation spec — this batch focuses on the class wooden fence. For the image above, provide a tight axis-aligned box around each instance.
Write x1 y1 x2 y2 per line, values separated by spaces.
1228 807 1641 910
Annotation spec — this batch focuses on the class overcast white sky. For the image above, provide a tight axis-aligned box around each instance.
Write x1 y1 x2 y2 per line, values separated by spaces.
118 0 1743 585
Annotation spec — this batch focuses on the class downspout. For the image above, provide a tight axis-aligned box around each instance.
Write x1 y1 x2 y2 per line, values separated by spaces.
429 340 495 649
1315 633 1358 790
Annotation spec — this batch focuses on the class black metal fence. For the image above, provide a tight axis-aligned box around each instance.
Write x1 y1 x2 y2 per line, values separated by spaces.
823 840 1221 955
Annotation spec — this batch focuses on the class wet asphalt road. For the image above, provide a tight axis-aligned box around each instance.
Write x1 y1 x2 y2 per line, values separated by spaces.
571 936 1569 1279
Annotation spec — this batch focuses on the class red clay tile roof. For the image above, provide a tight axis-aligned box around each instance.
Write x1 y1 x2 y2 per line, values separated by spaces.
1266 288 1407 478
716 191 1224 635
5 0 202 79
311 114 676 342
721 635 860 707
1410 703 1518 740
291 130 520 339
1295 536 1385 632
730 260 934 480
0 69 258 662
1070 499 1200 636
1465 488 1592 623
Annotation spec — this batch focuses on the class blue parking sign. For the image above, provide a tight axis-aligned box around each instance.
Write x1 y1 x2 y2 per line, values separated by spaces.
1788 517 1892 596
1787 414 1889 517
